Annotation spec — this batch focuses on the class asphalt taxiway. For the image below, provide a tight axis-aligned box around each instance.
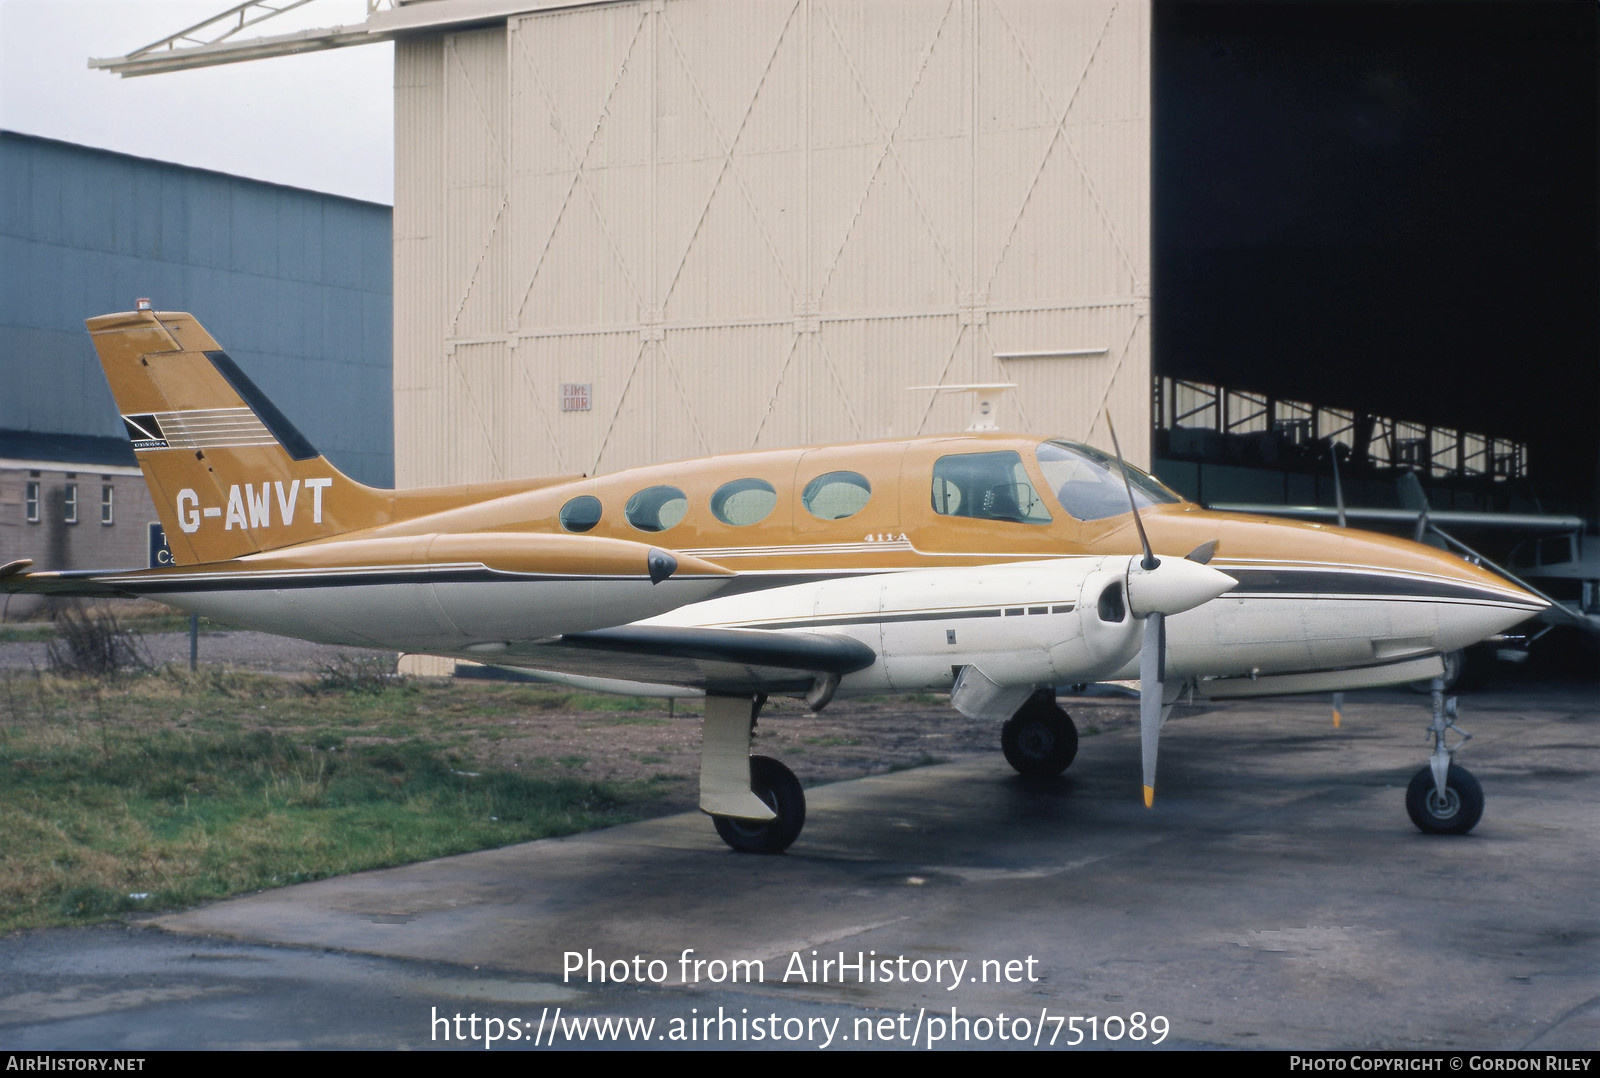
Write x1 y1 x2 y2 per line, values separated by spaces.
3 686 1596 1050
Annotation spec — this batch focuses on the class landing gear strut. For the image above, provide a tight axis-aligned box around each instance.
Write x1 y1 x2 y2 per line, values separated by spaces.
700 694 806 854
1001 690 1079 777
1405 675 1483 835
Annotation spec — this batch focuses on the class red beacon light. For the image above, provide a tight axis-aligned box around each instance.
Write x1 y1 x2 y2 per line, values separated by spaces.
135 298 151 311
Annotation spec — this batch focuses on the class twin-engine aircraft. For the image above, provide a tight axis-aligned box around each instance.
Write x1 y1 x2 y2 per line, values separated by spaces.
1 308 1546 852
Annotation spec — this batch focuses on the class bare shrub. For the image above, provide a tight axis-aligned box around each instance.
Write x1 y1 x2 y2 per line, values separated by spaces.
46 604 152 678
304 655 401 696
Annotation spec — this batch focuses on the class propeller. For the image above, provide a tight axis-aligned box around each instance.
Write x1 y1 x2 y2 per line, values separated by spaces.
1400 471 1590 631
1329 444 1347 728
1105 416 1234 808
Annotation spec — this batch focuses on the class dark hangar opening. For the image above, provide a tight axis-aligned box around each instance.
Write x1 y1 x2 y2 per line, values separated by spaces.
1152 1 1599 524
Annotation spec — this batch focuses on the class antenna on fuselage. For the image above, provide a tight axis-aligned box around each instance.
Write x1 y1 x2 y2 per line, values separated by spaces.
907 383 1017 432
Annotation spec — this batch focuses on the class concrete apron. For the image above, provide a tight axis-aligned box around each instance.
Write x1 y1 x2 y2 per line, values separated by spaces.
151 688 1600 1049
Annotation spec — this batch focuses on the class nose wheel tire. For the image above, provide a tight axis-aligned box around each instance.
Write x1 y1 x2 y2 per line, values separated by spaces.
1001 695 1079 777
712 755 806 854
1405 764 1484 835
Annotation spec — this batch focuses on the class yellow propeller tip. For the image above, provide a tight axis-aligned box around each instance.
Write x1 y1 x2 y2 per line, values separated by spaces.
1332 710 1342 728
1142 785 1155 809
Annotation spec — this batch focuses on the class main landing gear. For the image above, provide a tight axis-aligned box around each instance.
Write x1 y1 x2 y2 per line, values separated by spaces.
700 694 806 854
712 755 806 854
1000 689 1079 777
1406 675 1484 835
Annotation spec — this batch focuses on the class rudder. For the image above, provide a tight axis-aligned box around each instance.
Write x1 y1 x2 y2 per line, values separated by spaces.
88 308 392 564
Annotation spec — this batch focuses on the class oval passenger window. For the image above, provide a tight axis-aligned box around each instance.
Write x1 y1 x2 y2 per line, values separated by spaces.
624 485 688 532
711 478 777 526
801 471 871 520
558 495 602 533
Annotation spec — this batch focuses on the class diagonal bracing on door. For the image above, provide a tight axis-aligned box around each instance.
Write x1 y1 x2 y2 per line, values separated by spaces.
812 0 966 306
981 0 1138 295
510 9 651 327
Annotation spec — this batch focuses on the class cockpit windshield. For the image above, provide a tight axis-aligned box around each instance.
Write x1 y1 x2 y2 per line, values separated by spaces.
1035 440 1182 521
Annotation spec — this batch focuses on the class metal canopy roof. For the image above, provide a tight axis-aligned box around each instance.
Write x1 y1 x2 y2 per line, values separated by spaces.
88 0 622 77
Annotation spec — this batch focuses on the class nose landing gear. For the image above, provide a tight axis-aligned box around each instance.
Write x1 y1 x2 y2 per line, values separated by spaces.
1405 676 1483 835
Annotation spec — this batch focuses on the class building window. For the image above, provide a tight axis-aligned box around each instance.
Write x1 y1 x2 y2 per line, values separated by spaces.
25 480 40 524
64 482 78 525
101 483 115 525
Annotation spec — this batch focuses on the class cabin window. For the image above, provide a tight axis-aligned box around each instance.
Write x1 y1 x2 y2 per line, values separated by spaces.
24 480 40 524
930 451 1050 524
624 485 688 532
801 471 871 520
559 495 602 533
711 478 777 526
1035 440 1180 521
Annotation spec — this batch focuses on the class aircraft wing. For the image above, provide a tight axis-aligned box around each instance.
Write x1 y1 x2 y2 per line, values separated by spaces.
477 625 878 698
1206 504 1585 534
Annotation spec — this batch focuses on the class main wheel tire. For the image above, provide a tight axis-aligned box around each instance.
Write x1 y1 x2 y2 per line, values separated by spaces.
1405 763 1484 835
712 755 806 854
1001 696 1079 777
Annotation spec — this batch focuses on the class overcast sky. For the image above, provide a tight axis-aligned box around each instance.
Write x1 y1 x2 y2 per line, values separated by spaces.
0 0 394 204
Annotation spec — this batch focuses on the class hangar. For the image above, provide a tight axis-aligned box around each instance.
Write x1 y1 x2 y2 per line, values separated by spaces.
102 0 1156 483
81 0 1600 632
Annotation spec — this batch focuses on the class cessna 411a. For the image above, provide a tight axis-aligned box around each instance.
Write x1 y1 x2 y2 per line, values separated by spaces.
1 307 1546 852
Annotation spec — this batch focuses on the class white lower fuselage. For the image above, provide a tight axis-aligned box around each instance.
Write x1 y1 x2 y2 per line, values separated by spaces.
127 551 1542 700
637 555 1543 696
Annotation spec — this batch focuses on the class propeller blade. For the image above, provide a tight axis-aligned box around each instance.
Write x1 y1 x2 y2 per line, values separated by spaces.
1184 540 1218 565
1104 413 1156 570
1397 471 1443 546
1329 449 1347 723
1140 612 1165 807
1330 446 1348 529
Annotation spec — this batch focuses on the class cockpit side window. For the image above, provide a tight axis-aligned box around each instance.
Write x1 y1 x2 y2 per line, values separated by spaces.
1036 440 1181 521
930 451 1051 525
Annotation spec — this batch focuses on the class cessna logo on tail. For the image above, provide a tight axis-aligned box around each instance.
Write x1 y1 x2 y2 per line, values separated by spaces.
175 478 332 533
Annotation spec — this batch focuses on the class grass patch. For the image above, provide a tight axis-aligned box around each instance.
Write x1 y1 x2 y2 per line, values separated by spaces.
0 624 59 643
0 668 673 935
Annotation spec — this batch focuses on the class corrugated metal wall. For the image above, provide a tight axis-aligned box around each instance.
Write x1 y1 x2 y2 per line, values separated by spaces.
0 132 396 487
394 0 1149 487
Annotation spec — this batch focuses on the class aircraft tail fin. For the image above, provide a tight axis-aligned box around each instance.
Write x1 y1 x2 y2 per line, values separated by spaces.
88 307 393 565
